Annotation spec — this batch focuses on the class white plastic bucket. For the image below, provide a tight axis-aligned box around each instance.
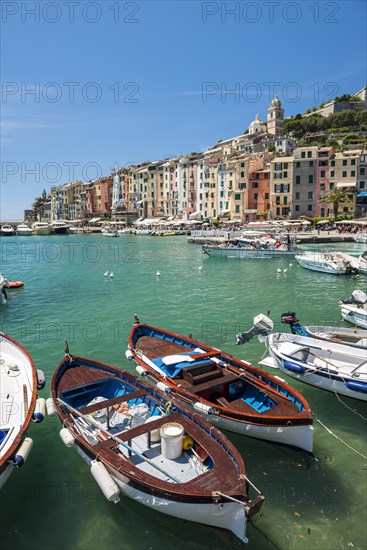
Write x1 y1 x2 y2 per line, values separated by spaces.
144 415 162 443
160 422 184 460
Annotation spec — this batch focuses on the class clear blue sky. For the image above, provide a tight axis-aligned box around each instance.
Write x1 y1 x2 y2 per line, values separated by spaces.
1 0 366 220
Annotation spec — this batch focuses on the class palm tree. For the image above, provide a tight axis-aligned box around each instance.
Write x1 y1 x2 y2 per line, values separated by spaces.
318 188 352 221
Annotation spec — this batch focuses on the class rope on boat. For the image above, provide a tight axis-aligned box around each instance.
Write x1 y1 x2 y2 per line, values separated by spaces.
316 418 367 461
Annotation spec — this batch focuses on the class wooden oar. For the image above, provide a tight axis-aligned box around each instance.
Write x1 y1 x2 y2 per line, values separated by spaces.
57 398 181 483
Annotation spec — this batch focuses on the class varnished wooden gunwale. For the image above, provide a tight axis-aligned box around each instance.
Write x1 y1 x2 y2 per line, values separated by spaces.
51 355 248 503
129 324 313 427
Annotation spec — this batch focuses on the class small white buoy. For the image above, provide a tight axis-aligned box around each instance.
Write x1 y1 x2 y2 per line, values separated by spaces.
283 268 288 273
289 263 293 267
198 266 203 270
46 397 57 417
60 427 75 447
90 460 120 503
156 271 160 277
104 271 109 277
277 268 282 273
110 272 114 278
12 437 33 467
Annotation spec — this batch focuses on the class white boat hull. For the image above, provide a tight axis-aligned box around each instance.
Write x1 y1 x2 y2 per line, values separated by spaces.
203 246 296 259
340 304 367 329
269 350 367 401
207 412 314 453
74 444 248 543
296 257 345 274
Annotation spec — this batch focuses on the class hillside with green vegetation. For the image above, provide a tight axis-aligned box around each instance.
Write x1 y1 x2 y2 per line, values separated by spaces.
284 108 367 149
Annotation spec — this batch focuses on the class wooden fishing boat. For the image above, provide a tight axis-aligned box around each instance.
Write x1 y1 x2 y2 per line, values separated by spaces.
264 332 367 401
51 350 264 544
127 318 314 453
0 332 45 489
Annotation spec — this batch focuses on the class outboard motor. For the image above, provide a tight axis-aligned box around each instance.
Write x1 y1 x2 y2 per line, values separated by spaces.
236 313 273 345
341 290 367 306
280 311 308 336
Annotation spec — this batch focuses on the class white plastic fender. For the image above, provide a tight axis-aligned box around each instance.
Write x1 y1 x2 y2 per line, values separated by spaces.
32 398 46 423
90 460 120 503
136 365 147 377
125 349 134 360
12 436 33 467
193 402 215 415
156 382 171 394
46 397 57 417
60 427 75 447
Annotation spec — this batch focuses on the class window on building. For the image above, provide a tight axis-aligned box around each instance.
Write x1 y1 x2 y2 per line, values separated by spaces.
361 167 365 175
351 159 356 165
265 193 269 199
308 175 313 184
276 196 280 205
296 175 300 184
235 205 240 213
330 170 335 177
351 170 355 177
343 159 347 166
360 181 365 189
284 163 288 169
307 151 312 158
295 205 300 212
283 196 287 205
252 182 258 188
240 171 245 178
320 183 325 190
276 207 280 215
308 191 313 199
331 160 335 166
295 192 300 199
254 193 258 200
308 204 313 211
296 162 300 168
283 171 288 178
240 162 245 168
234 193 241 200
301 152 306 159
309 161 314 167
342 171 347 177
321 170 325 177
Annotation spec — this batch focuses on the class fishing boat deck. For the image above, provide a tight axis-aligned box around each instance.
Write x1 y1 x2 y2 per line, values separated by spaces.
136 336 193 359
57 365 113 394
135 335 304 419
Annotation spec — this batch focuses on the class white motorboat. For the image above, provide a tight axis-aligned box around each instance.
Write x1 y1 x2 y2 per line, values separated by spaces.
264 332 367 401
203 243 296 259
50 220 69 234
134 229 151 236
16 223 32 236
354 233 367 244
295 251 359 275
101 228 119 237
68 226 85 234
31 222 51 235
340 290 367 329
117 227 131 235
0 224 15 236
0 332 46 489
279 311 367 350
358 252 367 274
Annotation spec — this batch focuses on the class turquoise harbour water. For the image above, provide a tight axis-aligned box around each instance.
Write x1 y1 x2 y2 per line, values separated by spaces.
1 235 366 550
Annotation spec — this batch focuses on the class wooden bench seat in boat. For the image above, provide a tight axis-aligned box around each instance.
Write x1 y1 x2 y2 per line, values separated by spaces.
79 389 146 415
190 373 237 394
115 412 183 442
182 362 223 385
